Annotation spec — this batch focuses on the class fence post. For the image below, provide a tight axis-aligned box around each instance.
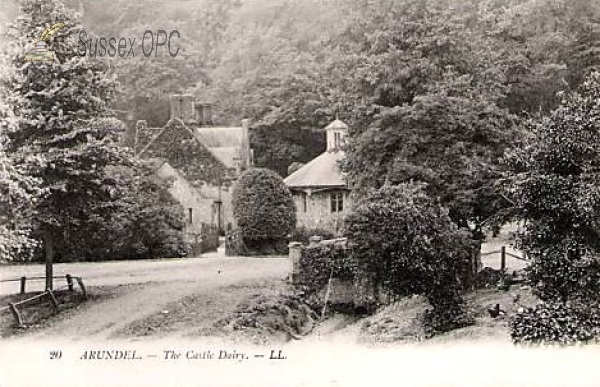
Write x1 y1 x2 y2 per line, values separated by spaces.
65 274 74 291
288 242 303 284
46 290 60 312
20 277 26 295
501 246 506 273
75 277 88 300
9 302 23 327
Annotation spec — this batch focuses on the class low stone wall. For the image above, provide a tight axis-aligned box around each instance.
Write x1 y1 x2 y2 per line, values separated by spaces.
289 238 377 308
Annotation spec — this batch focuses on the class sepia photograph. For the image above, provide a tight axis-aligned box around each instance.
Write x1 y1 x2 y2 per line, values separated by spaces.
1 0 600 385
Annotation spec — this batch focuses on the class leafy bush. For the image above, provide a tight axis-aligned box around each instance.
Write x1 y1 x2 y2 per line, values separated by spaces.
289 226 335 245
509 72 600 302
510 300 600 345
344 184 477 333
527 253 600 302
232 168 296 254
32 161 191 262
296 242 357 295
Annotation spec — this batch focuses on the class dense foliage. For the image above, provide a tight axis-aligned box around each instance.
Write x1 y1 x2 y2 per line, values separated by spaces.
295 242 357 296
51 156 190 262
344 184 477 332
2 0 121 268
232 168 296 254
345 96 518 237
510 301 600 345
0 125 43 261
506 72 600 344
0 0 188 264
509 72 600 302
3 0 597 189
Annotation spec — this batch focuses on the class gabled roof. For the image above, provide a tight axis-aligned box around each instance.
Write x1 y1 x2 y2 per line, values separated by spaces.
194 127 244 147
284 151 347 189
194 127 247 170
325 119 349 131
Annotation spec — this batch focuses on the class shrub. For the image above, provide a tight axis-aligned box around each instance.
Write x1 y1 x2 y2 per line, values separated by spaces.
509 72 600 302
232 168 296 254
296 242 358 295
289 226 335 245
526 253 600 302
344 184 477 333
510 300 600 345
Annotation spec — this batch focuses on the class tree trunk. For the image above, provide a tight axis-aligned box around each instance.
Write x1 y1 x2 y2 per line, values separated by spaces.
44 230 54 290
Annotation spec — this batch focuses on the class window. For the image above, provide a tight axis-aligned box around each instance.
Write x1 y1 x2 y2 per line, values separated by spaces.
302 193 307 212
334 132 342 150
188 208 193 224
330 192 344 213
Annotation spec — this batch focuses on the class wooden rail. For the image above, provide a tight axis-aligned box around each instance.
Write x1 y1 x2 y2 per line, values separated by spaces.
0 274 86 295
480 246 528 273
0 274 87 327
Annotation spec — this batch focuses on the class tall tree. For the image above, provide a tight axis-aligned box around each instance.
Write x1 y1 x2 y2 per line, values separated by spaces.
2 0 122 288
0 96 43 262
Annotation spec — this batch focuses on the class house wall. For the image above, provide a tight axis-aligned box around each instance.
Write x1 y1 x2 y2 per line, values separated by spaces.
195 183 235 232
292 189 351 234
155 163 237 235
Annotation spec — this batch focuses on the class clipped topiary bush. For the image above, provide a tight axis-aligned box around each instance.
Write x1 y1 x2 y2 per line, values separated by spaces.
344 184 478 334
510 300 600 345
232 168 296 254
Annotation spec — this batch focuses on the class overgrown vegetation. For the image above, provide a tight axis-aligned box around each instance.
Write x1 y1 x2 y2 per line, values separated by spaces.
295 242 357 296
345 184 478 334
232 168 296 255
510 301 600 345
0 0 189 266
508 72 600 343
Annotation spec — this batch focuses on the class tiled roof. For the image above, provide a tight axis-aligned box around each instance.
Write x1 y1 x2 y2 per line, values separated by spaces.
194 127 245 147
194 127 246 169
284 151 347 189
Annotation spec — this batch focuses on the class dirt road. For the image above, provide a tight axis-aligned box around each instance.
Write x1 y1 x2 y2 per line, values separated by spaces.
1 255 290 341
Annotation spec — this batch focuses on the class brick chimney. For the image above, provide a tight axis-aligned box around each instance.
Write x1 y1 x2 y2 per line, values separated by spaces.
194 103 214 126
170 94 195 122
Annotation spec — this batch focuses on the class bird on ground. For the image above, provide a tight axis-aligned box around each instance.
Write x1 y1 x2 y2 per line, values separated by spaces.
488 303 506 318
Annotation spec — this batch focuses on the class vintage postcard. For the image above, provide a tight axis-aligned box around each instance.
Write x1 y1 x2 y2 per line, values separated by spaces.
2 0 600 386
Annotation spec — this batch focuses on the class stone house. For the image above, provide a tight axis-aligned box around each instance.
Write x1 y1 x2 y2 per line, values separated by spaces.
284 119 351 233
129 94 252 238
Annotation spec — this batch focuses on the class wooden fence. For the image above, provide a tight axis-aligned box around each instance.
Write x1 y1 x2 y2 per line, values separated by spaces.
0 274 87 327
480 246 528 272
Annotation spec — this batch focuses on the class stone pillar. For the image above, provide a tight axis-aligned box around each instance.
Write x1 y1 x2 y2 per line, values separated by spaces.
288 242 303 284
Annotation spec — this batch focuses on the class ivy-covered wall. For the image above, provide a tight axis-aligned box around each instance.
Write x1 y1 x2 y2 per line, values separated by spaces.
134 118 239 233
136 119 236 187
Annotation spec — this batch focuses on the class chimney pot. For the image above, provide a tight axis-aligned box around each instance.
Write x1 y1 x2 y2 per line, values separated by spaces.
202 104 213 125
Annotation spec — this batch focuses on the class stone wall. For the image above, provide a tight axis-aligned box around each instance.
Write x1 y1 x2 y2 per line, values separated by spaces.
289 238 377 308
292 189 351 233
